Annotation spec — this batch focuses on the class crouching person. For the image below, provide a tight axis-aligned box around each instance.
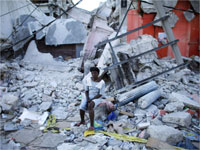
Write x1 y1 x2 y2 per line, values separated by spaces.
75 67 105 130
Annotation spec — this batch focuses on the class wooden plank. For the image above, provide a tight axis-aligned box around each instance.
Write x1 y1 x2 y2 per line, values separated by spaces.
119 110 134 117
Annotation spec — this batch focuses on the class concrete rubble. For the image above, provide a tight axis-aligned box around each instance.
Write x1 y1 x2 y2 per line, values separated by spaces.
141 0 178 14
1 43 199 149
0 0 200 150
184 9 195 22
147 125 183 145
153 11 179 28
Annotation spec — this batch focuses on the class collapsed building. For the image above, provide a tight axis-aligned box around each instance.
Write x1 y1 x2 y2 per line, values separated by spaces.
0 0 200 150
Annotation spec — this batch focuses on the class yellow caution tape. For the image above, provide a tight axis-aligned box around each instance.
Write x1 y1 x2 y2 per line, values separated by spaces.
98 131 147 143
63 128 71 131
43 115 59 133
84 130 95 137
172 146 186 150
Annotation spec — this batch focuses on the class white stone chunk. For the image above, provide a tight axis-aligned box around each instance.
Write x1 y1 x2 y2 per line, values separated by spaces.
169 92 200 110
162 112 192 127
147 125 183 145
164 101 184 112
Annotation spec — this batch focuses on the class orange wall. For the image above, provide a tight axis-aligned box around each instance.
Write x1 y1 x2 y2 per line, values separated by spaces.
127 0 200 58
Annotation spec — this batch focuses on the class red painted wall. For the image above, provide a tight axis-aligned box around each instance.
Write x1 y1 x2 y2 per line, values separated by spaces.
127 0 200 58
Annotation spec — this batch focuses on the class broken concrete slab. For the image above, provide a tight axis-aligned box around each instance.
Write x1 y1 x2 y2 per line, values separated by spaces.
12 25 32 51
146 137 177 150
66 113 82 122
147 125 183 145
169 92 200 110
150 117 163 125
189 0 200 13
137 122 150 130
162 112 192 127
0 93 18 112
95 2 112 20
108 138 122 147
3 122 19 131
0 138 20 150
9 129 42 145
45 18 87 45
52 107 68 120
2 94 18 106
164 101 184 112
184 10 195 22
30 133 66 148
39 101 52 112
141 0 178 13
57 143 81 150
67 7 92 25
115 35 158 65
56 121 71 129
154 11 179 28
138 89 161 109
0 0 50 49
97 31 121 74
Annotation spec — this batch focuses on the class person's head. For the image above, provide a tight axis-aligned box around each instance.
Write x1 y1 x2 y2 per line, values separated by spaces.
90 67 100 80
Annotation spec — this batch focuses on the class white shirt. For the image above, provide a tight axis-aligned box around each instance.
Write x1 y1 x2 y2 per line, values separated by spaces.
83 75 105 99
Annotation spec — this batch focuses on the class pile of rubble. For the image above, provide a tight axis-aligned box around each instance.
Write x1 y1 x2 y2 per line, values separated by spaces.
0 0 200 149
1 37 200 150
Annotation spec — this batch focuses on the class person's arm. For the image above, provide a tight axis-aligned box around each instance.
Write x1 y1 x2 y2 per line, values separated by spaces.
85 90 89 102
90 94 102 101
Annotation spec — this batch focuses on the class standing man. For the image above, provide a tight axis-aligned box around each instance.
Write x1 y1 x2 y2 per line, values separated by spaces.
75 67 105 130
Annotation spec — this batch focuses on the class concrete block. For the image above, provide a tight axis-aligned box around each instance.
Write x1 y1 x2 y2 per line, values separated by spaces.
164 101 184 112
39 101 52 111
137 122 150 129
184 10 195 22
52 107 68 120
0 94 18 111
3 122 18 131
146 137 177 150
154 12 179 28
147 125 183 145
169 92 200 110
162 112 192 127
